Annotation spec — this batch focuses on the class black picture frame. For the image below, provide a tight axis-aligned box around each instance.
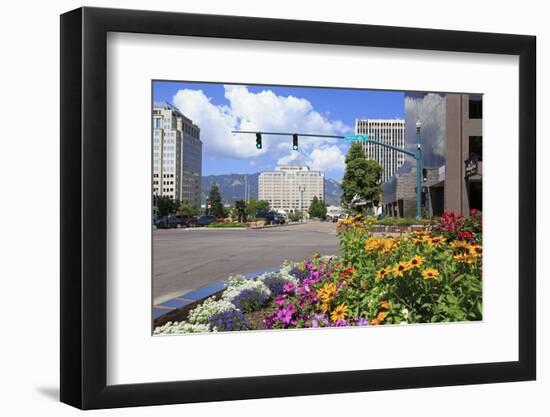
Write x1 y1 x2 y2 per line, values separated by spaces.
60 6 536 410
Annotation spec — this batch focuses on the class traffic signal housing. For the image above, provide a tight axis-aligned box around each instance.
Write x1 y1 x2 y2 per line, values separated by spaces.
422 168 428 182
292 134 299 150
255 133 262 149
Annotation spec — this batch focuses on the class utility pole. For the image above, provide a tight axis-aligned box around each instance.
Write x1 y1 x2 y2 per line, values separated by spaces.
415 121 423 220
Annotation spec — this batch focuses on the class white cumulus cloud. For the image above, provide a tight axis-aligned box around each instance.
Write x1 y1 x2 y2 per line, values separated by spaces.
171 85 351 166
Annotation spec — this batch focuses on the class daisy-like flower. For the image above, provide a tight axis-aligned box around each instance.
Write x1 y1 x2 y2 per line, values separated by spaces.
468 244 482 258
408 254 425 269
316 282 337 303
428 235 446 247
422 268 440 280
393 261 411 278
378 300 390 309
330 304 348 322
376 266 392 282
453 253 474 264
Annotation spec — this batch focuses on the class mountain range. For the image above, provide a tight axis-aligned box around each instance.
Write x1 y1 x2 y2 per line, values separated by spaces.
201 173 342 206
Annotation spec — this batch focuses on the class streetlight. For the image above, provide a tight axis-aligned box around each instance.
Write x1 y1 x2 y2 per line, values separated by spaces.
298 185 305 223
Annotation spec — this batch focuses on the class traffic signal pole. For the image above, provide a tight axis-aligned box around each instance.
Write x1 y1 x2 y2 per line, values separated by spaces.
232 125 423 219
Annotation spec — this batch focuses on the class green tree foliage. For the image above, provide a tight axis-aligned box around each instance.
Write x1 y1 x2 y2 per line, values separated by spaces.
308 196 328 219
177 201 199 216
245 199 270 217
341 143 383 213
207 184 226 218
154 195 179 218
288 211 303 222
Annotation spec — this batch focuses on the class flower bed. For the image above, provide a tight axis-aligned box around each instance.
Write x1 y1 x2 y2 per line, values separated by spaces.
154 211 482 335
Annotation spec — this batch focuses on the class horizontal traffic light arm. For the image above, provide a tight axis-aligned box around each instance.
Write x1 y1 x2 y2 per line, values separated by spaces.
232 130 416 157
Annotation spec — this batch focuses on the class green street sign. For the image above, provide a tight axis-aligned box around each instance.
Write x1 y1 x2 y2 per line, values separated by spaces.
344 134 370 141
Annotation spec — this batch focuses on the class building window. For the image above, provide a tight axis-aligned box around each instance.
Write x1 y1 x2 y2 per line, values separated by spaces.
469 95 482 119
469 136 482 161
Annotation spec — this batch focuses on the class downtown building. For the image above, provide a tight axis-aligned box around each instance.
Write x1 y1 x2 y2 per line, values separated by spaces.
382 93 482 217
152 101 202 206
355 119 406 183
259 165 324 214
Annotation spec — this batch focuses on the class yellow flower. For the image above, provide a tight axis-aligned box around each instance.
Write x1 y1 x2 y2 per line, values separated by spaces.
408 254 425 269
330 304 348 322
370 318 380 326
393 261 411 278
428 235 446 247
378 300 390 309
320 303 330 313
317 282 338 303
468 244 482 258
422 268 440 280
365 236 384 253
451 240 471 250
376 266 392 282
453 253 475 264
381 238 399 254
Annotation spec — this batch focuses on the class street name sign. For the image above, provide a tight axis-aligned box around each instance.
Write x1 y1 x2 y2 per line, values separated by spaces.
344 134 370 141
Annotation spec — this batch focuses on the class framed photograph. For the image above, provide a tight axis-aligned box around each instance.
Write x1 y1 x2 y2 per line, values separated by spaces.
60 6 536 410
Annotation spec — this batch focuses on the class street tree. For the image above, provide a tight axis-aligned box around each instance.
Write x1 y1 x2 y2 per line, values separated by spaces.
207 184 225 218
309 196 328 219
177 201 199 216
341 143 382 213
154 195 179 218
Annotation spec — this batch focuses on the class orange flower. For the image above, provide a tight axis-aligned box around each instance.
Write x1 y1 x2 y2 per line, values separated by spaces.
377 311 389 321
376 266 392 282
379 300 390 309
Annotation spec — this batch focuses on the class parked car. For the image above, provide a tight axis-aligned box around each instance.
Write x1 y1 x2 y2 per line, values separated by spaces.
255 211 285 225
175 214 197 227
156 216 183 229
274 213 286 224
196 215 216 226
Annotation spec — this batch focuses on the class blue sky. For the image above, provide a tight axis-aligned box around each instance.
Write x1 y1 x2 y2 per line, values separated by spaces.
153 81 404 181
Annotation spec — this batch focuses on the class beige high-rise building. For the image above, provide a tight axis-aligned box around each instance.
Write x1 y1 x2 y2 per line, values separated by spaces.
152 102 202 206
259 165 324 214
355 119 405 183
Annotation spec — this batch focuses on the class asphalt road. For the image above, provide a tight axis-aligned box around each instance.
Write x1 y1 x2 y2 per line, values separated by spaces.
153 221 338 305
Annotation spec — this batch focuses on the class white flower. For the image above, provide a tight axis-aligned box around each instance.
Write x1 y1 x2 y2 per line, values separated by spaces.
153 321 212 334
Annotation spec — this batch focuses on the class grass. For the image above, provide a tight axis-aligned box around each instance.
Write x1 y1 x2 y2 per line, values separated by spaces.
207 221 246 228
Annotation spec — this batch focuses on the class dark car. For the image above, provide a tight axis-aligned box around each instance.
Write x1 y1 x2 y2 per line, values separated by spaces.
255 211 284 225
196 215 216 226
175 214 197 227
156 216 182 229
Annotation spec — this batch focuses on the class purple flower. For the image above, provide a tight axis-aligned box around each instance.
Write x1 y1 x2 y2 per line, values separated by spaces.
277 308 293 324
332 319 348 327
287 303 297 314
275 294 286 306
355 317 369 326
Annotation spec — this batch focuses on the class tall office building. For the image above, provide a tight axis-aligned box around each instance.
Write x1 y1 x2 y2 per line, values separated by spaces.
259 165 324 214
355 119 405 183
152 102 202 206
382 93 482 217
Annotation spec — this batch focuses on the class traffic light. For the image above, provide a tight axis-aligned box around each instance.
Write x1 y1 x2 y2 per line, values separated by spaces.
422 168 428 182
292 134 299 150
255 133 262 149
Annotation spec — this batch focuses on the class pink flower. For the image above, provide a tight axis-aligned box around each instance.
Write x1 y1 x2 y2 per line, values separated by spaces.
275 295 286 306
283 282 295 293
